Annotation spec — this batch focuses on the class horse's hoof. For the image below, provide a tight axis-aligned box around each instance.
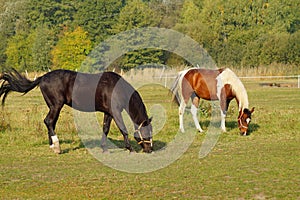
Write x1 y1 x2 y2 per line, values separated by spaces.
50 143 61 154
53 147 61 154
102 150 110 154
52 147 61 154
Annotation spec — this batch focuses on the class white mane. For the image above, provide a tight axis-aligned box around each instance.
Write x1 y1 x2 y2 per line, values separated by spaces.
216 68 249 111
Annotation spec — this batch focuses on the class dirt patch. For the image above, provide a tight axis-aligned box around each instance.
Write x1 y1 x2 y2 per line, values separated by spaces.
259 82 297 88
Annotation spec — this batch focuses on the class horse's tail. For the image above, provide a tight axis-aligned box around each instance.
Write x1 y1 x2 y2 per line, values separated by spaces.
0 68 42 106
170 72 183 106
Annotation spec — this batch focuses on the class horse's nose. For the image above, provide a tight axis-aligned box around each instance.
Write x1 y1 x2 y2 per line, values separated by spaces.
144 148 152 153
240 131 247 136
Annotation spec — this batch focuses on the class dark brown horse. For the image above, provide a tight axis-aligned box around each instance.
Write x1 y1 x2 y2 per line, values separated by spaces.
171 68 254 135
0 69 153 153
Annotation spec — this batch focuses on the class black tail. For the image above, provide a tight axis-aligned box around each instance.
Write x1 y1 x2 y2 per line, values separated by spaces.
0 68 42 105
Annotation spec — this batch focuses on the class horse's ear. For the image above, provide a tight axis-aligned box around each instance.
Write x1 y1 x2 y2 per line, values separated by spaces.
141 117 152 127
250 107 255 113
149 117 153 123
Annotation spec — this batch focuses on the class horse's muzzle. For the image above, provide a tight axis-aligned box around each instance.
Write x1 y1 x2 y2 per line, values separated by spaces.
142 144 153 153
240 131 248 136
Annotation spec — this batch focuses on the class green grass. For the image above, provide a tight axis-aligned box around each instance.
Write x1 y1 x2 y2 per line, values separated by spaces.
0 81 299 199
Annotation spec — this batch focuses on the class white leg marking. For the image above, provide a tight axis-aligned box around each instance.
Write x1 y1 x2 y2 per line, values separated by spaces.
179 102 186 133
50 135 61 154
191 104 203 132
220 110 226 132
51 135 59 143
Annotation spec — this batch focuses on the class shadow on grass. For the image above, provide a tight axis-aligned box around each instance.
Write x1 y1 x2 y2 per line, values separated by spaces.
49 120 260 154
60 138 167 154
199 120 260 135
224 121 260 135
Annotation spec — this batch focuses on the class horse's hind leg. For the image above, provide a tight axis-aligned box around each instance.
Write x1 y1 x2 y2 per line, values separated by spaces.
179 81 193 133
191 95 203 132
179 101 186 133
100 113 113 153
44 106 63 154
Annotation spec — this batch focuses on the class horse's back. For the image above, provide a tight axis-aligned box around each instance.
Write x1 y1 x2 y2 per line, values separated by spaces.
182 68 223 100
38 70 136 113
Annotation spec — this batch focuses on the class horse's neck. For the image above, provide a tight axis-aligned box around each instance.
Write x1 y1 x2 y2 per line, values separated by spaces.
219 68 249 111
231 79 249 111
235 90 249 111
127 92 148 128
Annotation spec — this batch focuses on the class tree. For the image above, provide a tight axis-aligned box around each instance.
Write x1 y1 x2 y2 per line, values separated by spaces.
26 0 75 30
148 0 182 28
51 27 92 70
175 0 204 44
263 0 300 33
73 0 123 44
198 0 276 67
0 0 29 68
111 0 163 70
31 26 55 71
5 31 33 71
286 31 300 64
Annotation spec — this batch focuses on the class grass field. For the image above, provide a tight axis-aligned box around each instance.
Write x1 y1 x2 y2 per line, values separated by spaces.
0 78 299 199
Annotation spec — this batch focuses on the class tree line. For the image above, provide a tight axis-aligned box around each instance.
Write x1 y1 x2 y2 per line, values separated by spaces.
0 0 299 72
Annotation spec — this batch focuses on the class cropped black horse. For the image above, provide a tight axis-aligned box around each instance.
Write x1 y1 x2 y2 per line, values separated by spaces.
0 69 153 153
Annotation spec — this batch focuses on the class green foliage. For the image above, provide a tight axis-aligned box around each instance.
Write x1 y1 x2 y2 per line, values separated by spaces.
0 0 299 71
31 27 56 71
112 0 163 70
179 0 201 24
26 0 75 30
113 0 159 32
191 0 300 67
73 0 123 44
0 0 29 68
4 26 55 71
51 27 92 70
5 31 32 71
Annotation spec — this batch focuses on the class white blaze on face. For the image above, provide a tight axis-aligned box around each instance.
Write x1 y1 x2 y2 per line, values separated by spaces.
246 118 251 124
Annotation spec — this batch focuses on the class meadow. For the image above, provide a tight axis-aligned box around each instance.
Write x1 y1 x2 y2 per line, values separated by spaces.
0 76 299 199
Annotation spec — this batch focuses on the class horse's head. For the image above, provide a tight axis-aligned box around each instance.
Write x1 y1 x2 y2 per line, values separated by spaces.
134 117 153 153
238 107 254 136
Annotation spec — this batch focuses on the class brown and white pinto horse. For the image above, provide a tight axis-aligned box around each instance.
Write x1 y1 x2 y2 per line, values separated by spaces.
171 68 254 135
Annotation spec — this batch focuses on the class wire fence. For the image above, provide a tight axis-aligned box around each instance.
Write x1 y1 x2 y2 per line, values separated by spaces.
152 73 300 88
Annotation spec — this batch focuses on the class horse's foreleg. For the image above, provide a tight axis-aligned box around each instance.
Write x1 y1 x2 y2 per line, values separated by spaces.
112 111 134 152
220 110 226 132
219 98 231 132
101 113 113 153
44 107 62 154
219 87 232 132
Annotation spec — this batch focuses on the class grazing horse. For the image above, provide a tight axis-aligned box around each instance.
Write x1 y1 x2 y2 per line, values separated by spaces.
0 69 153 153
171 68 254 135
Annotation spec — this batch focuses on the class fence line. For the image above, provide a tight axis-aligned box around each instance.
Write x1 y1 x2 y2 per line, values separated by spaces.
239 75 299 79
154 74 300 88
240 75 300 89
